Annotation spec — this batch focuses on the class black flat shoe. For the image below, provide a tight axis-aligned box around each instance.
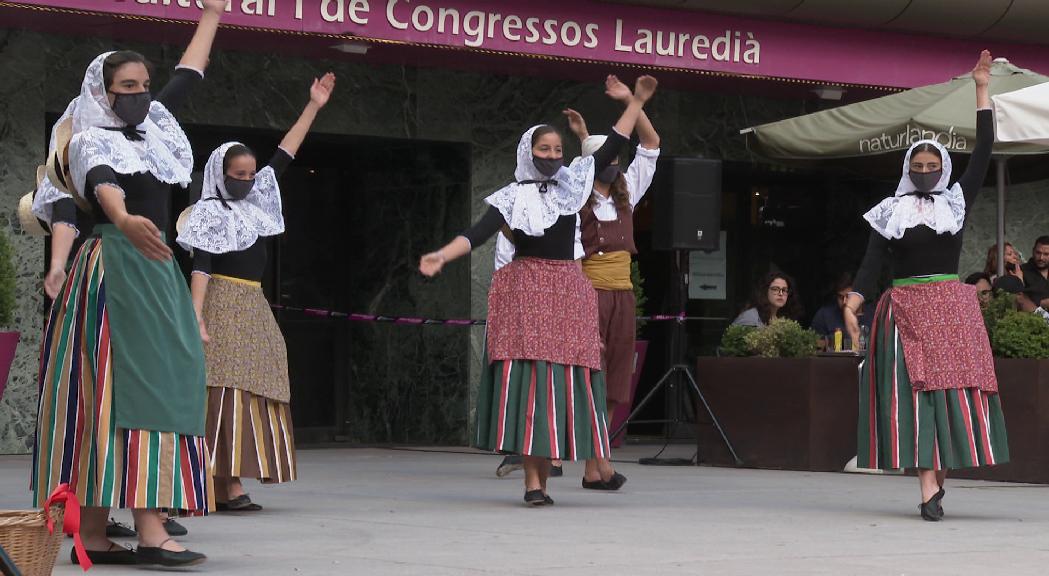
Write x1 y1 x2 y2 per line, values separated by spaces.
216 493 263 512
549 464 563 477
544 494 555 505
105 518 137 538
72 543 136 565
524 490 548 506
136 539 207 567
919 499 943 522
582 472 628 491
931 487 946 517
163 518 188 536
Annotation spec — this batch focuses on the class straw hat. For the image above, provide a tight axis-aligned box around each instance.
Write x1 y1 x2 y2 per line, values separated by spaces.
45 116 75 196
175 204 195 237
17 166 51 237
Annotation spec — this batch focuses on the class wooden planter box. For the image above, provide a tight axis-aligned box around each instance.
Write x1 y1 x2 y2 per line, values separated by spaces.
695 356 861 472
696 356 1049 484
953 358 1049 484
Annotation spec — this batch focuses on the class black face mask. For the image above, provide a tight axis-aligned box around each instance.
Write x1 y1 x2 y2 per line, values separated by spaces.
109 91 152 127
532 156 563 178
909 170 942 193
223 176 255 201
596 165 620 184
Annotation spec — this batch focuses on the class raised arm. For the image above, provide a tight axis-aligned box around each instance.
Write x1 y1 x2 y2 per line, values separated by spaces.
179 0 226 73
636 110 660 150
562 108 590 142
607 75 657 147
957 50 994 208
279 73 336 157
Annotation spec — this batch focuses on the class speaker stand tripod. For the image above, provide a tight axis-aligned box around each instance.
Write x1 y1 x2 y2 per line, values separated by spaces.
611 250 742 466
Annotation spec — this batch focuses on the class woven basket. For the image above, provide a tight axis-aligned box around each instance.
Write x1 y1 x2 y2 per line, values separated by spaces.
0 505 65 576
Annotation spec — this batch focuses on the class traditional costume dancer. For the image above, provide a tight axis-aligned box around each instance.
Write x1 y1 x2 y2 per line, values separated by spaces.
564 106 660 490
420 74 658 505
845 51 1008 521
176 73 336 512
32 1 225 566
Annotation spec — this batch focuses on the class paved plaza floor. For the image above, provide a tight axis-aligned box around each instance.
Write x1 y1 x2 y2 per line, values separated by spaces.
2 445 1047 575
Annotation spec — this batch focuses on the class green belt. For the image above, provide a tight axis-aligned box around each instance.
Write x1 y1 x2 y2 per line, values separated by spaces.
892 274 960 287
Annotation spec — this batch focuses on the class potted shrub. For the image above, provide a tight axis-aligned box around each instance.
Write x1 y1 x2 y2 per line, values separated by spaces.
0 227 18 401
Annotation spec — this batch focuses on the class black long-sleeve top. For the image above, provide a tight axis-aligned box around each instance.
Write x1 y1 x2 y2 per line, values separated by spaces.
461 130 627 260
190 149 294 282
852 109 993 299
83 67 202 230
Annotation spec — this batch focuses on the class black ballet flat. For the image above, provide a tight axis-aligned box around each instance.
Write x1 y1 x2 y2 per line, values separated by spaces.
549 464 564 477
544 494 555 506
71 543 136 565
582 472 628 491
931 487 946 517
524 490 548 506
135 539 207 567
919 499 943 522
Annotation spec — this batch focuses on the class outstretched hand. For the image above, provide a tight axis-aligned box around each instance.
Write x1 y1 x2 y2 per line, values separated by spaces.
633 75 658 104
562 108 588 139
604 75 633 102
201 0 227 15
972 50 992 87
419 252 445 277
310 72 336 108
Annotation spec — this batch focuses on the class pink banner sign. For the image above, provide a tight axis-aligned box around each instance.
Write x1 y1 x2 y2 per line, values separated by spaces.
13 0 1049 88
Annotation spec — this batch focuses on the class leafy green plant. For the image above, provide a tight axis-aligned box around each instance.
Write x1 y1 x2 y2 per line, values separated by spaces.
991 311 1049 359
631 260 647 337
982 289 1017 338
719 324 756 357
722 319 820 358
0 228 15 327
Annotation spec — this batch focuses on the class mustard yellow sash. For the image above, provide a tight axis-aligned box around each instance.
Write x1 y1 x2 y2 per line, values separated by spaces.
213 274 262 288
582 251 633 291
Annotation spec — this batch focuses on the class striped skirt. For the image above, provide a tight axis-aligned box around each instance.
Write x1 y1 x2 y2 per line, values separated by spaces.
32 238 213 514
857 292 1009 471
206 387 296 484
475 358 611 461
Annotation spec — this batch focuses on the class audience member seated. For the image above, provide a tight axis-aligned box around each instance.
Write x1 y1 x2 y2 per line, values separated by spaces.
993 275 1049 323
732 271 802 327
983 242 1024 283
811 272 873 340
1022 236 1049 308
964 271 994 308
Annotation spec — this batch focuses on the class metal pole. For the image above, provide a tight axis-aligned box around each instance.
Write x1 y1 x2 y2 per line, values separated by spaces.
996 157 1007 279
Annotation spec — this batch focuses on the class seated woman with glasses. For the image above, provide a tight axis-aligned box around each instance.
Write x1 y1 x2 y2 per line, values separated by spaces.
731 271 803 327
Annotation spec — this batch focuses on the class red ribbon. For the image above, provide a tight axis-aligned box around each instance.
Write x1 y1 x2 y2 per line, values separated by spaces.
44 483 92 571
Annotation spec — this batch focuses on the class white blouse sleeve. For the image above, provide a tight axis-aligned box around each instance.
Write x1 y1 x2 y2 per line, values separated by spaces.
624 145 660 209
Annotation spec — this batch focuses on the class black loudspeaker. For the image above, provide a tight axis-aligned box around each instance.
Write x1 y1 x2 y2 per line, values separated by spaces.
651 156 722 252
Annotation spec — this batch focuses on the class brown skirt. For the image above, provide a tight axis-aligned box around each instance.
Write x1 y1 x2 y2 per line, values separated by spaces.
206 386 297 484
596 289 636 407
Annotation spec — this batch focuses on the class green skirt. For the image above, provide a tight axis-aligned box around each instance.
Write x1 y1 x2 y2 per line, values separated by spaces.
475 358 611 461
857 291 1009 470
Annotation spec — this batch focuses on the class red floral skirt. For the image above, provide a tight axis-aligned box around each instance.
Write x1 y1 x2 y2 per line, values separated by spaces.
487 258 602 371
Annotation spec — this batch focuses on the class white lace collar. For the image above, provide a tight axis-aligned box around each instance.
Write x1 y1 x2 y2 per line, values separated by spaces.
176 142 285 254
67 52 193 198
484 125 595 237
863 139 966 240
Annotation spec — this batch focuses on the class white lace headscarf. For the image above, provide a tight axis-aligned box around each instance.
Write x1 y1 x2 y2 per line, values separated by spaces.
31 98 78 224
67 51 193 199
484 125 595 237
176 142 284 254
863 139 966 240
